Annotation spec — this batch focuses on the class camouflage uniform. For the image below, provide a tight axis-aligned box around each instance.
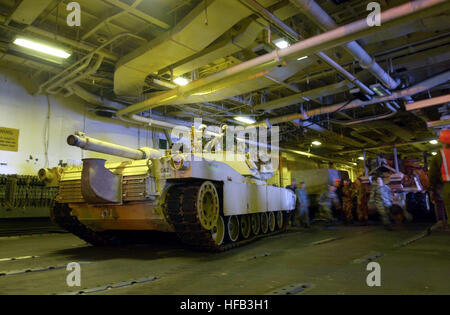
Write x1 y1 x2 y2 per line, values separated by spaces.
318 189 340 222
295 188 310 227
357 183 369 223
369 184 393 227
342 185 354 223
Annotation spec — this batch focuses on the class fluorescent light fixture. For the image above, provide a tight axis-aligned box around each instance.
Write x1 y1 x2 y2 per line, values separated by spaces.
13 38 71 59
429 140 438 145
173 77 190 86
312 141 322 146
370 83 391 97
432 152 437 156
273 38 289 49
234 116 256 125
358 156 365 160
297 56 308 61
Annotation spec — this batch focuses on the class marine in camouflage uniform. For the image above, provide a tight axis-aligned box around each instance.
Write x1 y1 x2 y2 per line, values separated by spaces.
369 177 393 229
318 186 340 222
356 179 369 224
342 180 354 224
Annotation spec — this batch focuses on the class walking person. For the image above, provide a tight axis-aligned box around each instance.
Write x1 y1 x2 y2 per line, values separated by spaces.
342 179 354 224
295 182 310 228
286 178 297 225
355 178 369 225
428 129 450 230
369 176 393 230
318 185 340 223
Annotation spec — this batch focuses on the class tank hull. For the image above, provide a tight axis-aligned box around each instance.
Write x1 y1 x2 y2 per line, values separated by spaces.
51 140 295 250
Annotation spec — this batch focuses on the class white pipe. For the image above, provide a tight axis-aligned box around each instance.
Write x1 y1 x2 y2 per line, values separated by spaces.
241 0 374 95
258 70 450 126
70 84 185 130
290 0 400 89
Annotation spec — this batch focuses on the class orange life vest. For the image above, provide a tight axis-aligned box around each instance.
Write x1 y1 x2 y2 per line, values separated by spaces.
441 149 450 182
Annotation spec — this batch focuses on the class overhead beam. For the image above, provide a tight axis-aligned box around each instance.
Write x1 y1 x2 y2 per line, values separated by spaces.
405 94 450 111
427 119 450 128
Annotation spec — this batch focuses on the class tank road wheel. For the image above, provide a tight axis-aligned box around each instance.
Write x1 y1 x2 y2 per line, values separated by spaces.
268 212 276 232
251 213 261 235
197 181 220 230
261 212 269 234
240 215 251 239
227 215 240 242
276 211 284 230
211 216 225 246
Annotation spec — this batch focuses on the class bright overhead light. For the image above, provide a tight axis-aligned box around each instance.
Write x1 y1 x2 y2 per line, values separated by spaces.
234 116 256 125
173 77 190 86
312 141 322 146
297 56 308 61
273 38 289 49
370 83 391 97
432 152 438 156
358 156 365 160
429 140 438 145
13 38 71 59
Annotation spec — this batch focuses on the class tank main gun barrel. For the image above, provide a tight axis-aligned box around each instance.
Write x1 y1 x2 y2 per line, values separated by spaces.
67 132 161 160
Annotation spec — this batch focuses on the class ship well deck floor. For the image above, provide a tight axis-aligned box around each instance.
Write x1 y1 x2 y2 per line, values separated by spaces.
0 223 449 295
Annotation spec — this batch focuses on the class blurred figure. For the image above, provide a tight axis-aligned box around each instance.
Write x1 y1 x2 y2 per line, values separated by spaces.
342 179 354 224
286 178 297 225
369 176 393 230
355 178 369 225
286 178 297 192
295 182 310 228
428 129 450 230
333 178 343 220
318 185 340 223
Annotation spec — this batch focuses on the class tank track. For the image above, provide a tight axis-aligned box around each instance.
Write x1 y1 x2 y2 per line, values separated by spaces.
50 203 126 246
165 184 290 252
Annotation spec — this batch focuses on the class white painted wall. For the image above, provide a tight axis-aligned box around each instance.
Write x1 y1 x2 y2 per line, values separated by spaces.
0 68 161 175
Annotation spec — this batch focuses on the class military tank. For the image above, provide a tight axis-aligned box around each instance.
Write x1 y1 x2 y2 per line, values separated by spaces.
50 131 295 251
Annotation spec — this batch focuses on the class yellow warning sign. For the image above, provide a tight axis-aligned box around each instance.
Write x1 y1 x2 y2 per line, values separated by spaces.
0 127 19 152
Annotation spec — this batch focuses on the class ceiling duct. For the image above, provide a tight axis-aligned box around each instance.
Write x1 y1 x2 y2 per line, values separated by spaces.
114 0 279 96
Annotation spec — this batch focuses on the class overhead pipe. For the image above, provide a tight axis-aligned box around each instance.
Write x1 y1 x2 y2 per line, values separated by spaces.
39 33 145 95
337 138 439 155
254 80 351 111
49 55 105 95
257 70 450 126
69 84 185 130
116 0 447 125
240 0 374 96
290 0 401 90
330 102 398 126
